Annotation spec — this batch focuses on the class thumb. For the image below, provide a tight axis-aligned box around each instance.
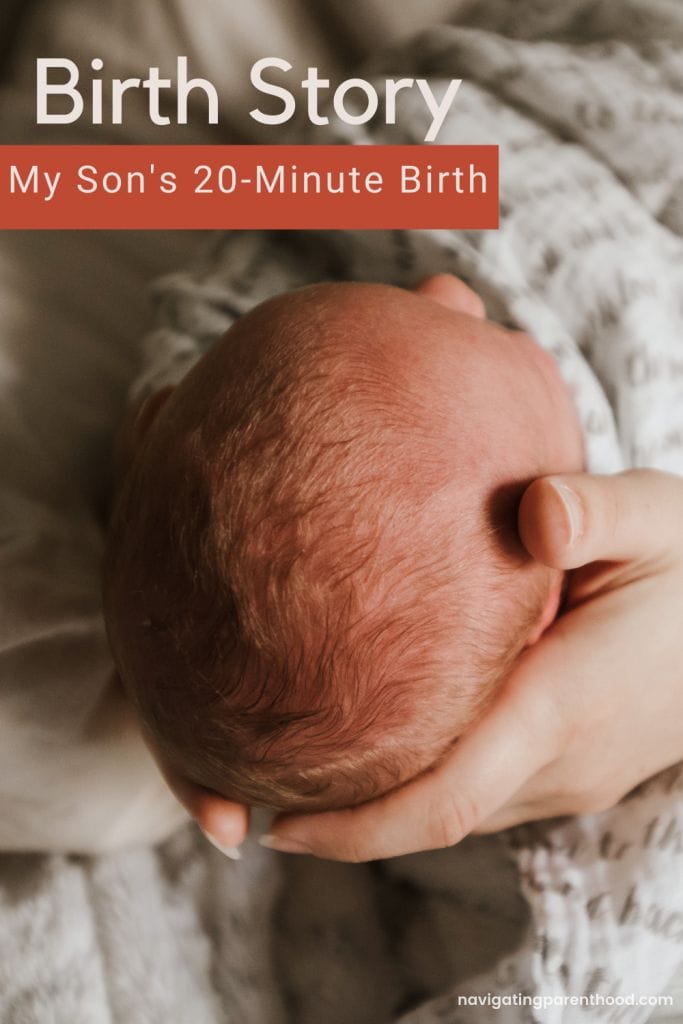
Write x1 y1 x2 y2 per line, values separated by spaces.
518 469 683 570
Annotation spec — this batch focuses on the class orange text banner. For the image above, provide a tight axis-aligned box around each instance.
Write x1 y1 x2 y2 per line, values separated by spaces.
0 145 498 230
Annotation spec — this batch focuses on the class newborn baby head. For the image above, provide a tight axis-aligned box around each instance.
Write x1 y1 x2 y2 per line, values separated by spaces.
104 276 583 812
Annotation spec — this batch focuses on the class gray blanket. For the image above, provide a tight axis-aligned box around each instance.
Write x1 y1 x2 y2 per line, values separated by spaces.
4 2 683 1022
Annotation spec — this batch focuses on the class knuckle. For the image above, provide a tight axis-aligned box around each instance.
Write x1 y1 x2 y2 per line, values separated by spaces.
429 788 478 849
343 840 368 864
338 823 373 864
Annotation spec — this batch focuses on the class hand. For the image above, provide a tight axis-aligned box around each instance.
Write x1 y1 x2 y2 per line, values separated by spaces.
255 469 683 861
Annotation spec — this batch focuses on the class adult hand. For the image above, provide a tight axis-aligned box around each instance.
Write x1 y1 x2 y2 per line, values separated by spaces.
255 469 683 861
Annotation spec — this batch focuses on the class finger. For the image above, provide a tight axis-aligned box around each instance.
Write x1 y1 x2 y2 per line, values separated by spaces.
475 784 618 833
159 763 250 853
474 801 578 833
259 652 562 862
414 274 486 319
194 796 251 857
473 801 542 834
518 469 683 570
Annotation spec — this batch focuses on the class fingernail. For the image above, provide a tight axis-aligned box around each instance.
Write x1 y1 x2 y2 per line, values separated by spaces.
258 834 312 855
548 479 583 546
200 829 242 860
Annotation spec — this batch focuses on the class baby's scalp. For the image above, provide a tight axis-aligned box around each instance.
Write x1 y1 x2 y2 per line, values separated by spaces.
104 281 580 811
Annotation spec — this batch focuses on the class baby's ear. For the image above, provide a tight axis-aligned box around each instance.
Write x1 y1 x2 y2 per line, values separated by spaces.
414 274 486 320
132 386 175 443
114 386 175 480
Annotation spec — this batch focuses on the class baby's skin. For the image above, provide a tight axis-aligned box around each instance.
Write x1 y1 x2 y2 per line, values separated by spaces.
104 275 584 818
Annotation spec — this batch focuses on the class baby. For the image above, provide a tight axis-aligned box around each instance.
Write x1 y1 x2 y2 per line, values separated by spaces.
103 274 583 812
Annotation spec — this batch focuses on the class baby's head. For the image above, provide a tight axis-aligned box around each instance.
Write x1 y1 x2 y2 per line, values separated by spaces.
104 276 582 812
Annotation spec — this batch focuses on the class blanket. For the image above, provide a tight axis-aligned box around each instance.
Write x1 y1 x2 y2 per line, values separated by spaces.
3 1 683 1022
